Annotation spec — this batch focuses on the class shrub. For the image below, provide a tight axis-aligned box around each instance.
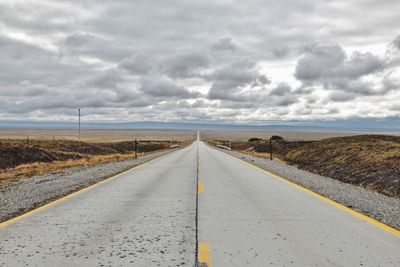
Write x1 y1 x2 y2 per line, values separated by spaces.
248 137 263 142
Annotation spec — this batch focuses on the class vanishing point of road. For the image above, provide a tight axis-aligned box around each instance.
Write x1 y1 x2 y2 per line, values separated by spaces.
1 137 399 266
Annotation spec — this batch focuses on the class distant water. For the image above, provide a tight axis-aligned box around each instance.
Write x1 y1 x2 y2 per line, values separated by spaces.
0 119 399 133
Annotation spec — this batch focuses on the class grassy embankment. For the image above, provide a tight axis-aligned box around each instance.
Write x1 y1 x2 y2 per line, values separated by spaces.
209 135 400 197
0 139 189 184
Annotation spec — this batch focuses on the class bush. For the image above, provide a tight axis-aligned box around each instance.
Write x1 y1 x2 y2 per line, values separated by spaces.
248 137 263 142
270 135 284 141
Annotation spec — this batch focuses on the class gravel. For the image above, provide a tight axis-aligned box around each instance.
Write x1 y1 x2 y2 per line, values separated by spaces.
219 148 400 231
0 149 174 223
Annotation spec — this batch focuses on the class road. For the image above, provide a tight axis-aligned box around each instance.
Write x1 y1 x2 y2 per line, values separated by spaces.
1 139 400 266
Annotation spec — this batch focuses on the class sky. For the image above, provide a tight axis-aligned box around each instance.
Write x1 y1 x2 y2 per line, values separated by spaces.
0 0 400 124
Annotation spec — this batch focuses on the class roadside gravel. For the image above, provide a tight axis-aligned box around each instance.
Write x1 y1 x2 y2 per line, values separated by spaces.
0 149 175 223
218 148 400 231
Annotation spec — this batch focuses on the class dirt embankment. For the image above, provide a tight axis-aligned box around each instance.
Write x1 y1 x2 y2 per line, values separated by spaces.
0 140 173 170
0 140 190 184
208 135 400 197
284 135 400 197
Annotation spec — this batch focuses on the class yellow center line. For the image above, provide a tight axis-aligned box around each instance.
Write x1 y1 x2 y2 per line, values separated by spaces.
198 179 205 194
221 151 400 238
198 242 212 267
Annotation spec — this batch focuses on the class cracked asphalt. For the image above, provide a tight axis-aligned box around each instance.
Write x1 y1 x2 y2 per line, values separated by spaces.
0 145 197 266
1 140 400 266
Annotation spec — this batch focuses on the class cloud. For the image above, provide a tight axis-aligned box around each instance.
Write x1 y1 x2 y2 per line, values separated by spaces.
0 0 399 122
295 43 388 96
207 61 270 101
140 76 199 99
85 69 124 88
391 35 400 50
119 54 155 74
159 52 210 78
269 83 292 96
212 37 237 51
63 32 97 48
296 44 385 83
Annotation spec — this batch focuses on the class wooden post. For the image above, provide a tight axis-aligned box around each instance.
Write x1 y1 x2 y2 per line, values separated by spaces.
269 138 272 160
135 139 138 159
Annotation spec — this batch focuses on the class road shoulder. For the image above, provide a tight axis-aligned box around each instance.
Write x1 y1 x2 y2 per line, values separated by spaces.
0 149 176 223
213 146 400 231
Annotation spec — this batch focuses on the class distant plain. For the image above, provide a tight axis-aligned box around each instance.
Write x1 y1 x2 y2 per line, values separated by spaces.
0 129 197 142
2 128 400 142
201 130 374 141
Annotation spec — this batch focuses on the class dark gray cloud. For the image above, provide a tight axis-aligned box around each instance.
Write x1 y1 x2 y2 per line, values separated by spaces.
118 54 155 74
212 37 237 51
295 43 391 98
63 32 97 48
159 52 210 78
392 35 400 50
269 83 292 96
86 69 123 88
0 0 399 122
295 44 385 83
207 61 270 101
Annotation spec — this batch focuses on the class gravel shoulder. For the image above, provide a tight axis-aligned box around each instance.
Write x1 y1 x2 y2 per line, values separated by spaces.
216 147 400 231
0 149 176 223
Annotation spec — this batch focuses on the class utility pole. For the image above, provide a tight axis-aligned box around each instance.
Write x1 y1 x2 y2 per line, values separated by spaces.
78 108 81 142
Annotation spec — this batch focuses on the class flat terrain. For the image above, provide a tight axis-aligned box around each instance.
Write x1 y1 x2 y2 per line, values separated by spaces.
201 129 367 141
1 140 399 266
0 129 196 142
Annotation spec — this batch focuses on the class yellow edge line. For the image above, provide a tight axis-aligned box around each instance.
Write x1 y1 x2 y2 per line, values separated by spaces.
198 242 212 267
219 150 400 238
0 152 172 229
198 179 205 194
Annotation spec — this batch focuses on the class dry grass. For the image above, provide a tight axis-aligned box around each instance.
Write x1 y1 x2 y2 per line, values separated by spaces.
0 152 146 184
0 138 188 185
209 135 400 197
284 135 400 197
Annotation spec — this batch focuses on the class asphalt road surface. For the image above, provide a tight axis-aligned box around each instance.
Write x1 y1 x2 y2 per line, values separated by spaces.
1 140 399 266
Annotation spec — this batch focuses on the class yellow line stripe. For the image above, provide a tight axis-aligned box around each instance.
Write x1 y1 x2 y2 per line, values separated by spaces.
198 179 205 194
198 242 212 267
0 152 171 229
220 150 400 238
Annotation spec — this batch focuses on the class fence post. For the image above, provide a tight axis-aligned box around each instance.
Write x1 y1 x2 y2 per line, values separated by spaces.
135 139 138 159
269 137 272 160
